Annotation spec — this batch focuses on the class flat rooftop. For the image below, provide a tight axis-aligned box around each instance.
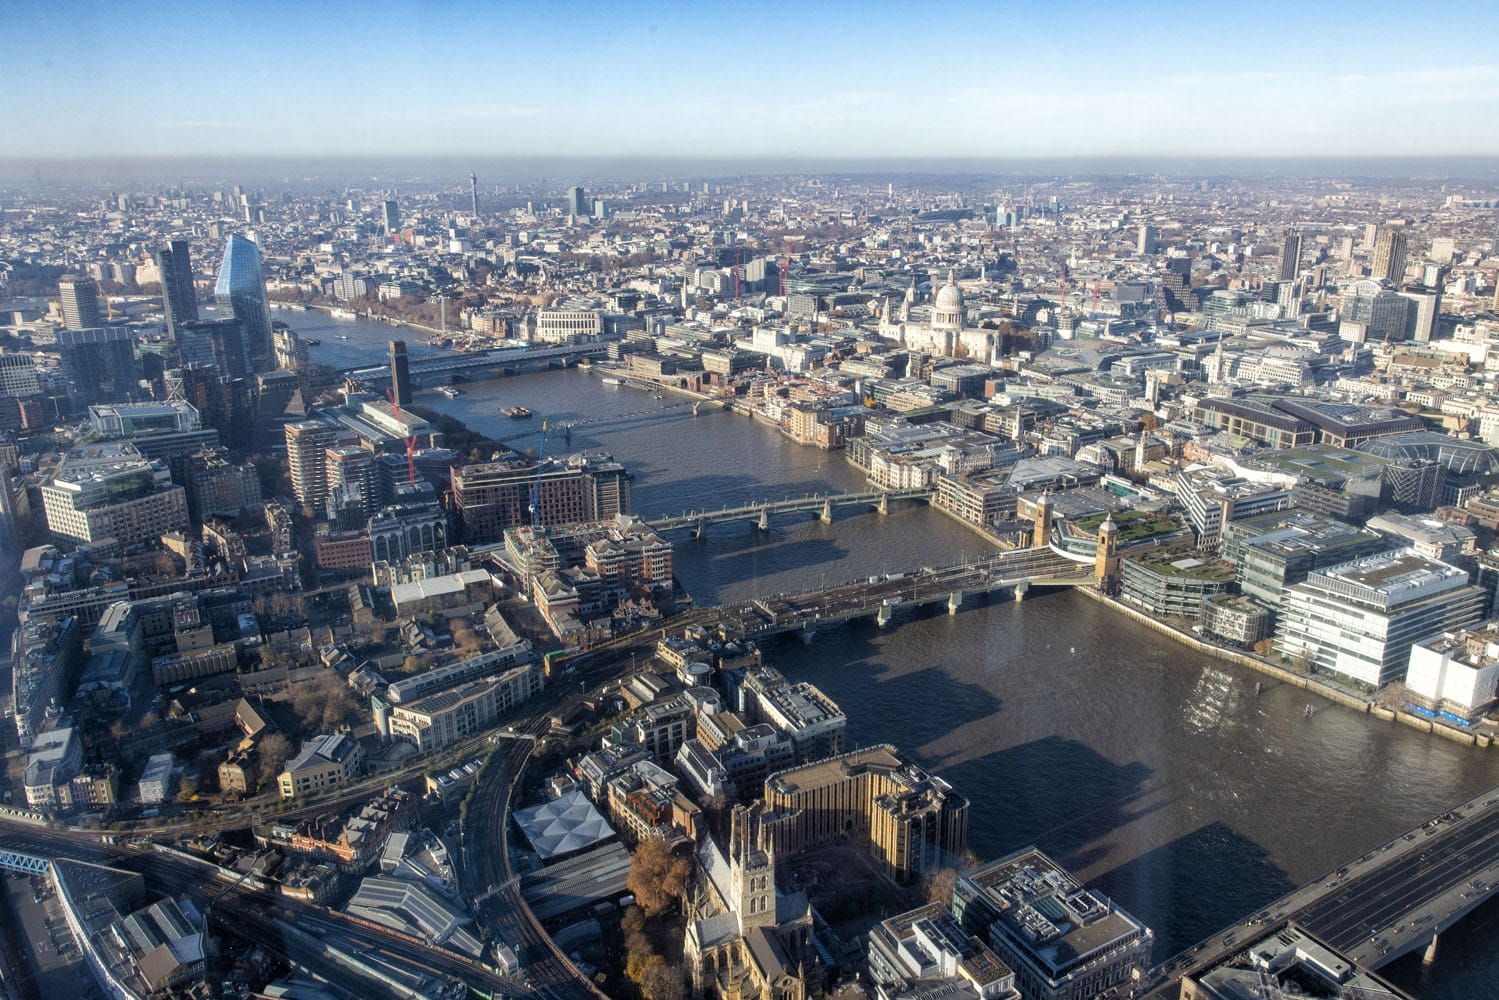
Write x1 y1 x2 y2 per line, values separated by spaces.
765 744 903 795
967 847 1149 977
1248 445 1389 484
1324 550 1460 591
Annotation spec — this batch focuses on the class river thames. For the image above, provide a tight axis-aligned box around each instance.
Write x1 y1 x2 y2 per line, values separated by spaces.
323 321 1499 997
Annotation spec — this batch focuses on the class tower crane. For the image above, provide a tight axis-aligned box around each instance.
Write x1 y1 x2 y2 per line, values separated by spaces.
385 388 417 482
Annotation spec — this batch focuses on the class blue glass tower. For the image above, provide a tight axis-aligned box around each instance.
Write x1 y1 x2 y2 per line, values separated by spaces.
214 234 273 372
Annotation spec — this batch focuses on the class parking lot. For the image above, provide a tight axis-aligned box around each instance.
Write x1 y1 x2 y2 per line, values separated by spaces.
2 871 102 998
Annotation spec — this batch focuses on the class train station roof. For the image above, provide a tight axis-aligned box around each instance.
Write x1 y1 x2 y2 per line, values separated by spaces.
513 788 615 860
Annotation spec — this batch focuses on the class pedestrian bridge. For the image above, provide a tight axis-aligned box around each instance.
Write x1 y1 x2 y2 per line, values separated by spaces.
647 487 933 534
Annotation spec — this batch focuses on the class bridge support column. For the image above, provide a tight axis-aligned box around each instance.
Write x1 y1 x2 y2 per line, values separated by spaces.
877 493 890 516
798 626 816 645
820 499 834 524
692 401 701 416
694 519 707 540
948 590 964 615
1014 581 1030 602
1424 934 1439 965
876 605 892 628
757 508 770 532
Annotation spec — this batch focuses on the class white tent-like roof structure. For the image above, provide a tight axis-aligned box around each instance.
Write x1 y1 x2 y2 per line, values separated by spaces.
513 789 616 860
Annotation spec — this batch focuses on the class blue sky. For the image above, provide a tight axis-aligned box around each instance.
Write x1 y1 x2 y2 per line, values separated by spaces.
6 0 1499 158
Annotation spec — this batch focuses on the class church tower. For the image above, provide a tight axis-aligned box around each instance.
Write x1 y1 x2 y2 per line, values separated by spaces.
729 804 776 932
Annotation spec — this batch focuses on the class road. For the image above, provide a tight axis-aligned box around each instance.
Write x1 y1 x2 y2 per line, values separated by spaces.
1294 795 1499 958
1143 784 1499 994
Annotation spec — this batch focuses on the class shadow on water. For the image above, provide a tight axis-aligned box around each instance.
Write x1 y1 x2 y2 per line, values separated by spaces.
675 535 852 605
848 665 1003 743
933 736 1158 863
1090 821 1298 961
765 625 1004 742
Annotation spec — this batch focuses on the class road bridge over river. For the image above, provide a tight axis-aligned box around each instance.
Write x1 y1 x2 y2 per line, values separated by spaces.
699 546 1087 640
1146 783 1499 993
342 342 606 386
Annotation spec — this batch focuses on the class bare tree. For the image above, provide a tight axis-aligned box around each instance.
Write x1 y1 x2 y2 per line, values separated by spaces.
450 618 483 655
627 836 691 917
923 866 958 905
289 673 360 733
640 961 686 1000
257 732 292 787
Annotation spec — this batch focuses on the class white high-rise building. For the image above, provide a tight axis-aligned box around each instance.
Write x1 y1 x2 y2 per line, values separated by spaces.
41 444 188 549
1276 548 1486 688
0 352 41 397
1405 622 1499 722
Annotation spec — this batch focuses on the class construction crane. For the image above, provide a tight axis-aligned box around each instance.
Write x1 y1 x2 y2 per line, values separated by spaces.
385 388 417 482
529 420 549 528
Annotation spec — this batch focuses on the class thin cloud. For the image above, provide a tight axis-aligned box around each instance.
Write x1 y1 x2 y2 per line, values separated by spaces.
378 105 544 123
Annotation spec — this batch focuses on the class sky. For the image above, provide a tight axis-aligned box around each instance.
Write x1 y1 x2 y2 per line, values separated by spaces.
5 0 1499 161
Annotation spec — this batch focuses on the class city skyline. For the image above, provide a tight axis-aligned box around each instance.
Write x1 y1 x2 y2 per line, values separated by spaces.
5 6 1499 992
6 0 1499 160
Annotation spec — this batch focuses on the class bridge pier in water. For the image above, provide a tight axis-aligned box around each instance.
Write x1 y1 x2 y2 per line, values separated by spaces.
876 605 892 628
1014 581 1030 602
820 499 834 524
1423 933 1438 965
877 493 889 516
757 508 770 532
694 519 707 539
948 590 964 615
798 626 817 645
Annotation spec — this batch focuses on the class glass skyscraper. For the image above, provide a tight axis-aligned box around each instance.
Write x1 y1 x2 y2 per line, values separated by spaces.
58 326 138 405
153 239 199 335
214 234 273 372
176 318 251 378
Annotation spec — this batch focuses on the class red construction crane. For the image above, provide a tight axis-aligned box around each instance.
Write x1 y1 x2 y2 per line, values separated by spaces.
386 388 417 482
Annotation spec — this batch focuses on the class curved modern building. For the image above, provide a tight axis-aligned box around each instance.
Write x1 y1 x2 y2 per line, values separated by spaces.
214 235 273 371
1357 431 1499 476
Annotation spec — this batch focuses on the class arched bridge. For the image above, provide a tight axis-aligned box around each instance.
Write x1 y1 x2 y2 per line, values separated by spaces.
648 487 933 534
701 546 1093 640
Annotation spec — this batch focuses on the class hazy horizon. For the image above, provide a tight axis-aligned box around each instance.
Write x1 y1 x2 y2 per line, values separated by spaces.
6 154 1499 189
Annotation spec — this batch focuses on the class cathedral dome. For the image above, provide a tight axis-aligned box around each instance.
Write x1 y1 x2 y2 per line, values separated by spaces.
931 269 963 332
933 274 962 312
